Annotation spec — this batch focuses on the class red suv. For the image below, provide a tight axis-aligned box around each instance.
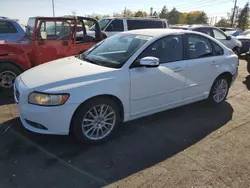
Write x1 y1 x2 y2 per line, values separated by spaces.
0 16 105 90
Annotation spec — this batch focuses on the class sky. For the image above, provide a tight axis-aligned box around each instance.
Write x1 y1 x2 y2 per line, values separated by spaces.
0 0 249 25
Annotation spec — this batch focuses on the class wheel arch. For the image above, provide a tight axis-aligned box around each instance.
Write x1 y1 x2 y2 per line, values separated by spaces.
0 59 25 72
217 72 233 85
69 94 124 134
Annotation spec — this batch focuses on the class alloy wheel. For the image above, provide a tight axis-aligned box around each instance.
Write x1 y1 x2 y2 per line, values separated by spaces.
82 104 116 140
0 71 16 88
213 79 228 103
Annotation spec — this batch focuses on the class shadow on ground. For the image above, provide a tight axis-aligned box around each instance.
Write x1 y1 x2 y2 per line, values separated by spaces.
0 90 14 106
0 101 233 188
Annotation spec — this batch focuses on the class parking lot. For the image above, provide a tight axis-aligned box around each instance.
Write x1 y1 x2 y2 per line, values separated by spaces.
0 59 250 188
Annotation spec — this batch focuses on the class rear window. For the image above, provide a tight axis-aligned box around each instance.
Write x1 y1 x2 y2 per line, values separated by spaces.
0 21 18 34
127 20 163 30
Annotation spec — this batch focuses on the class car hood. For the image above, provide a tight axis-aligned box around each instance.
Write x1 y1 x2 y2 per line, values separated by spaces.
20 56 117 90
236 35 250 40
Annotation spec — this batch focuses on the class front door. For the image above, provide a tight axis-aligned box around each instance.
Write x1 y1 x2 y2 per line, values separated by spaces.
182 33 221 100
129 35 186 116
212 28 233 49
32 20 73 66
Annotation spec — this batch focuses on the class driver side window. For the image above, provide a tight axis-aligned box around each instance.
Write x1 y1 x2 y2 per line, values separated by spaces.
138 35 183 64
38 21 71 40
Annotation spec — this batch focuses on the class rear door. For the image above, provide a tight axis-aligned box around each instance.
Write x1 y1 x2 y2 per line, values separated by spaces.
127 20 164 30
32 20 73 65
182 34 222 101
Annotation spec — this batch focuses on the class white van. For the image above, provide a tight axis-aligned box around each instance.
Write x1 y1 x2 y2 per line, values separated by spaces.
88 17 168 37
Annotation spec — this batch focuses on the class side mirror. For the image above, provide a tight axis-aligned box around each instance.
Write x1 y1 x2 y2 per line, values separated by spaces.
226 35 232 40
40 31 47 40
140 57 160 68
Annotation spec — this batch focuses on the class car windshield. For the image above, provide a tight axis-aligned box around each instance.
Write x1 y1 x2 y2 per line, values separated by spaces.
26 17 35 36
89 19 111 31
79 33 152 68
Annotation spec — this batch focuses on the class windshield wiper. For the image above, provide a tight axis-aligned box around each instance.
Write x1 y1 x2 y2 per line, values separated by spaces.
83 57 103 66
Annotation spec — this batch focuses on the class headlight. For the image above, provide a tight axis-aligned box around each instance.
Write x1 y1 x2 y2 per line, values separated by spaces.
28 92 69 106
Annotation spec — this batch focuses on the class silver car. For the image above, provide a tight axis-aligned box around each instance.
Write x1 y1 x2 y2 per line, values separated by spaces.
170 25 242 56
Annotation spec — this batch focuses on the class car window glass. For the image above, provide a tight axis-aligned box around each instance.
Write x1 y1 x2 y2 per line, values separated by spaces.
139 35 183 63
188 34 213 59
0 21 18 34
127 20 163 30
39 21 71 40
211 41 224 55
194 28 213 36
105 20 124 32
213 29 227 40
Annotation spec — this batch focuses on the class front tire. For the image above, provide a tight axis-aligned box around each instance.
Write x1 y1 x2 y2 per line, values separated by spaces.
208 76 230 104
72 97 121 144
0 63 22 91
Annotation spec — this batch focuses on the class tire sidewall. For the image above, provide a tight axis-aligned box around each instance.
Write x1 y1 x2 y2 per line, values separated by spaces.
209 76 230 104
72 97 121 144
0 63 22 90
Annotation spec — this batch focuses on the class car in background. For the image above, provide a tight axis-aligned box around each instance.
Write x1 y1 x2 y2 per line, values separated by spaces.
0 16 105 90
88 17 168 37
235 30 250 55
14 29 238 143
225 30 243 37
0 17 25 40
170 25 242 56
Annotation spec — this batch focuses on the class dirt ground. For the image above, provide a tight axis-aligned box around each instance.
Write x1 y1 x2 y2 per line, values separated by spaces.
0 59 250 188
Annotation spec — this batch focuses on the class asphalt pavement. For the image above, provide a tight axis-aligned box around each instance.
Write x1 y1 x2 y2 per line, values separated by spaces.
0 59 250 188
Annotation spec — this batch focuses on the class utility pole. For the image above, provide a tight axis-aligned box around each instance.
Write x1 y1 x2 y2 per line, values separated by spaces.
231 0 237 27
52 0 55 17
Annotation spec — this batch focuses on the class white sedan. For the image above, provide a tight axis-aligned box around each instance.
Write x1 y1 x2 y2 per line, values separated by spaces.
14 29 238 143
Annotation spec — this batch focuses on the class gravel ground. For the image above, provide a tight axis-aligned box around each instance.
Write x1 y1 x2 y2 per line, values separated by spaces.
0 59 250 188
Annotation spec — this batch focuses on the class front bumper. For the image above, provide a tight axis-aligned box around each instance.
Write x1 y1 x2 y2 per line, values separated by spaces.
14 78 79 135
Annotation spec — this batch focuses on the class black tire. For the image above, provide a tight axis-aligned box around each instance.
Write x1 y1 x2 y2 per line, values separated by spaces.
208 75 230 104
71 97 121 144
0 63 22 91
247 61 250 74
233 47 240 57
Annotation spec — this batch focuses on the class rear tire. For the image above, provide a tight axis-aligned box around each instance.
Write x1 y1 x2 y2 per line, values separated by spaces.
0 63 22 91
71 97 121 144
233 47 240 57
208 75 230 104
247 61 250 74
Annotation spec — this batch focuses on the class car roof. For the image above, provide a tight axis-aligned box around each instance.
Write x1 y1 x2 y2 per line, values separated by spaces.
123 28 197 37
102 17 165 21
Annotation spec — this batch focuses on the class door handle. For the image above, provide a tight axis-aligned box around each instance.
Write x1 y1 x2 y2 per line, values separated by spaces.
172 67 183 72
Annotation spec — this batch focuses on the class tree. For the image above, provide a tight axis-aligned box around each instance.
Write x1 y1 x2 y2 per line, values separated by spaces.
123 7 134 17
159 5 168 19
134 10 147 17
186 11 208 24
153 11 158 17
237 2 250 30
167 8 181 24
215 18 230 27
